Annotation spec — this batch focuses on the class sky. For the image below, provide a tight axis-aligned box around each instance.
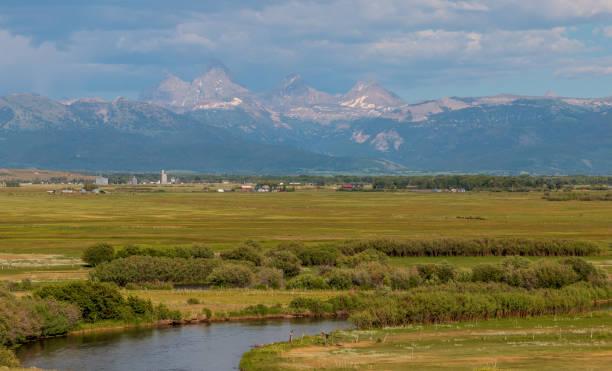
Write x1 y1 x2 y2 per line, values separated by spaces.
1 0 612 102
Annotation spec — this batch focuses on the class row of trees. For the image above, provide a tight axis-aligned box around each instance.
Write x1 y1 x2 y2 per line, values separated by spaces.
90 248 606 291
338 238 602 257
36 173 612 189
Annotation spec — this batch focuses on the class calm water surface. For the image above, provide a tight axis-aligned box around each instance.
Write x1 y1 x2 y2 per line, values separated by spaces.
17 319 350 371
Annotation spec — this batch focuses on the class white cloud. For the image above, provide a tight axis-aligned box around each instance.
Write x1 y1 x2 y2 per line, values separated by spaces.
364 27 582 65
555 57 612 78
0 30 68 66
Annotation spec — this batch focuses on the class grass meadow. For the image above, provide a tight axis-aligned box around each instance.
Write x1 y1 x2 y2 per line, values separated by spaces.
1 184 610 256
1 184 610 280
241 311 612 370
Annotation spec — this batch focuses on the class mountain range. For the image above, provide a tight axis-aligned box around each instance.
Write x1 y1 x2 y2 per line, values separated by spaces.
1 62 611 174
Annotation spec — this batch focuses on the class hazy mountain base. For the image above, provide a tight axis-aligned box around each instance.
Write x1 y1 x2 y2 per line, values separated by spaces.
206 101 612 174
2 93 612 174
0 128 404 174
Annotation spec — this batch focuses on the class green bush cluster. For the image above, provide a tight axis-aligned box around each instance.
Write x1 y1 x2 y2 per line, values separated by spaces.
208 263 254 288
0 289 80 346
255 267 284 289
348 282 612 328
338 238 601 257
265 250 301 277
117 244 214 259
337 248 388 268
82 243 115 266
34 281 180 323
90 256 220 286
35 282 146 322
296 245 340 266
284 282 612 328
544 191 612 201
220 241 264 266
471 257 606 288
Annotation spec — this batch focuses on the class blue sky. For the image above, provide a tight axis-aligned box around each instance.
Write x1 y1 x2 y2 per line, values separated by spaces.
1 0 612 102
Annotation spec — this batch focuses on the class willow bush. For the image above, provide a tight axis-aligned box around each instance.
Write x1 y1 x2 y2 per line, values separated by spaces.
90 256 221 285
338 238 601 257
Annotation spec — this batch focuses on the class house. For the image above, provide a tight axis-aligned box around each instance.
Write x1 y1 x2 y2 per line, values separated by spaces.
95 176 108 185
129 176 138 185
240 185 253 191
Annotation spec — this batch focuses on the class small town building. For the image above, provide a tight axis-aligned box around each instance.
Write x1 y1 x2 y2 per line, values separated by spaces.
95 176 108 185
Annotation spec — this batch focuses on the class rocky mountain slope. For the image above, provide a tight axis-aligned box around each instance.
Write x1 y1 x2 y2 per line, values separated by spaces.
1 62 611 174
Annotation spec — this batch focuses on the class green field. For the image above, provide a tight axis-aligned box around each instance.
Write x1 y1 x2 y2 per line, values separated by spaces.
241 311 612 370
1 184 611 370
1 185 611 257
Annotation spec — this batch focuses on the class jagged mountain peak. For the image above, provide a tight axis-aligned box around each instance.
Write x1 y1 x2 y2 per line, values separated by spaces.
341 79 405 109
262 74 334 109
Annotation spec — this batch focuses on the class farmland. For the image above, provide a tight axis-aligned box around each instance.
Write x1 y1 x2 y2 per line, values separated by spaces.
1 185 610 257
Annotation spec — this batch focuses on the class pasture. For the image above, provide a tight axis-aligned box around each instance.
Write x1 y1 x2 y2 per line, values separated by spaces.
1 185 610 256
241 311 612 370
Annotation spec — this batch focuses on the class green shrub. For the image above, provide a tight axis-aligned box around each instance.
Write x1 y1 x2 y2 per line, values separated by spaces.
288 298 332 315
338 248 388 268
35 281 127 322
208 263 254 287
0 347 19 367
415 262 456 283
201 307 212 319
337 238 601 257
286 274 330 290
386 269 421 290
186 298 200 305
560 257 600 282
0 289 80 346
326 269 353 289
82 243 115 266
265 250 301 277
221 243 264 266
526 261 579 288
471 264 505 283
255 267 284 289
34 281 163 323
117 244 214 259
154 303 182 321
187 245 215 259
297 245 340 266
90 256 220 285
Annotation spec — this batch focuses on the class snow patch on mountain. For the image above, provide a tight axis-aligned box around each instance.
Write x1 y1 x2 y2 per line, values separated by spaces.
371 130 403 151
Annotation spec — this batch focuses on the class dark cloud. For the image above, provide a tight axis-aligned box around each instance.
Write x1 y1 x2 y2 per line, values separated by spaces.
1 0 611 100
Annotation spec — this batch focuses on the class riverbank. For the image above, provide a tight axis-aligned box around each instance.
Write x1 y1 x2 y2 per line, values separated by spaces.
66 311 344 337
240 311 612 370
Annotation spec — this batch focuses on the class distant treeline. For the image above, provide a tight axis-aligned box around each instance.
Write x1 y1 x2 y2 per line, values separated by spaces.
338 238 602 257
122 174 612 190
11 173 612 191
543 191 612 201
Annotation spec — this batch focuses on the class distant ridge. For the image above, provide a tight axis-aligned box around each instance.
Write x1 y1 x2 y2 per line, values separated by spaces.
1 61 611 174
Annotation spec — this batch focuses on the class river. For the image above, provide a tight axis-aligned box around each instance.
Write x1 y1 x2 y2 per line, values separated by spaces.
17 319 350 371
